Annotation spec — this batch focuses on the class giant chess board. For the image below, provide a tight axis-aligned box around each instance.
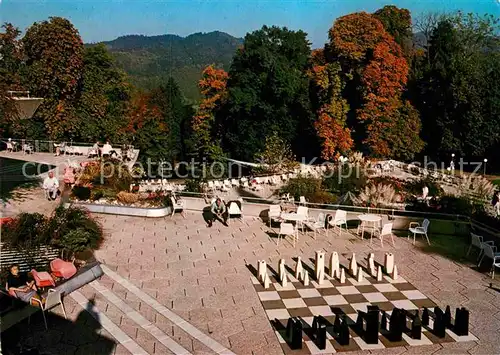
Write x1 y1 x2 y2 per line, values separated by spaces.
250 253 477 354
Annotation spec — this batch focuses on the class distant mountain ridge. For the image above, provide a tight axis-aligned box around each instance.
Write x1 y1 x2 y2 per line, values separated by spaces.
92 31 243 101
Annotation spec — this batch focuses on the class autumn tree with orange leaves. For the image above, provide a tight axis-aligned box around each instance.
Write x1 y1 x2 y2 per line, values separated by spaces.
192 64 228 159
327 11 423 159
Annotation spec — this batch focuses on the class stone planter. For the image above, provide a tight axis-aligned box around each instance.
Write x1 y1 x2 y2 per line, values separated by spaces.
65 202 172 217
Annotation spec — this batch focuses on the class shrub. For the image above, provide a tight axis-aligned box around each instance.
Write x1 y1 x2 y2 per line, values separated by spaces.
144 191 172 207
116 191 139 204
280 176 336 204
72 186 91 200
46 205 104 259
458 175 495 200
77 159 133 193
405 178 444 199
370 176 406 193
438 195 473 215
185 178 206 193
91 189 104 201
354 183 397 208
323 163 368 195
2 213 48 248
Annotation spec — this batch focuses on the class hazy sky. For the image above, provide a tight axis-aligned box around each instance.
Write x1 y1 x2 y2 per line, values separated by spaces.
2 0 499 47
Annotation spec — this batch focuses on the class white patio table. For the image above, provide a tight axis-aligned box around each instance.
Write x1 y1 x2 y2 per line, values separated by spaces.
357 214 381 239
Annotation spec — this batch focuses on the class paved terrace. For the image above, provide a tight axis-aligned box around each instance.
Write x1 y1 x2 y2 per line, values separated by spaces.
7 212 500 354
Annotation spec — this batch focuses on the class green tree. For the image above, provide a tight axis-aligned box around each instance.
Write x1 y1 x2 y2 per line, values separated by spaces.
22 17 84 139
373 5 413 57
415 13 500 157
254 131 298 173
220 26 314 161
76 44 130 142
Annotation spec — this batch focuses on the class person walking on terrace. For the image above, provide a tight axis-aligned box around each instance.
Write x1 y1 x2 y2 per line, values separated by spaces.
209 197 228 227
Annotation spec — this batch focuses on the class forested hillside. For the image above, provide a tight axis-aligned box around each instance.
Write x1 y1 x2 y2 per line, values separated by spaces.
94 31 243 101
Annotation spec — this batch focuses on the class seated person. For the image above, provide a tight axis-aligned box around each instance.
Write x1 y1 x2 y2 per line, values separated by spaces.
6 264 37 303
63 167 75 186
101 141 117 158
6 138 13 152
88 141 100 157
209 197 228 227
43 171 60 201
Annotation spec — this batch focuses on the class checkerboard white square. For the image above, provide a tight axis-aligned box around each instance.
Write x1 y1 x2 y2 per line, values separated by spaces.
311 280 335 288
297 288 322 298
373 283 398 293
258 291 281 301
266 309 290 320
353 336 385 350
309 305 334 316
283 298 307 308
390 299 418 310
336 286 360 295
323 295 348 306
350 302 372 313
401 290 426 300
274 282 297 291
305 340 337 354
363 292 388 303
402 333 433 346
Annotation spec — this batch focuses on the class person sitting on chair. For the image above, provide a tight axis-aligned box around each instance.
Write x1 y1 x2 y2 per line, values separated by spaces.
43 171 59 201
6 264 37 303
6 138 13 152
209 197 228 227
101 141 117 158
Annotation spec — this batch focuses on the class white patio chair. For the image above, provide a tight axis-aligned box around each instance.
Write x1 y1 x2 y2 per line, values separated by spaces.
327 210 348 236
478 243 500 268
305 213 326 239
268 204 282 228
223 179 231 188
374 223 395 247
408 219 431 245
492 255 500 278
207 181 214 191
22 143 33 154
242 181 250 188
227 201 242 224
467 233 495 260
213 180 222 190
231 179 239 187
299 196 307 206
170 196 185 218
253 184 263 191
30 289 67 330
296 206 309 232
277 222 298 247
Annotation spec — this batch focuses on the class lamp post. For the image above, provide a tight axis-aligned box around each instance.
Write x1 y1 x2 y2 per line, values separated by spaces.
484 158 488 175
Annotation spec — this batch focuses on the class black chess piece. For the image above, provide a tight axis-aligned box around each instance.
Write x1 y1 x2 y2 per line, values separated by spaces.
444 305 452 329
356 312 365 335
312 316 327 350
422 308 430 326
389 308 403 341
411 310 422 340
334 313 341 334
286 317 303 349
380 311 388 331
454 307 469 336
433 307 446 338
399 308 408 332
338 314 350 346
365 306 380 344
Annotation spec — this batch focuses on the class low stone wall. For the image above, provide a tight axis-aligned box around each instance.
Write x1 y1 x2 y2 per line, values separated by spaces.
65 202 172 217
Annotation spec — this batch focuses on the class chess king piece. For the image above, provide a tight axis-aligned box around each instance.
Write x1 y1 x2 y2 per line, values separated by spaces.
257 260 267 281
338 314 350 346
384 253 394 274
295 256 303 279
315 250 325 284
422 308 430 326
329 252 339 278
312 316 327 350
454 307 469 336
365 306 380 344
411 310 422 339
433 307 446 338
350 253 358 276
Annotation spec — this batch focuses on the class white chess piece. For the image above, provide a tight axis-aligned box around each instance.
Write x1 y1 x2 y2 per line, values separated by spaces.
384 253 394 274
264 272 271 289
340 268 346 283
329 252 339 278
258 260 267 282
315 251 325 283
368 253 375 277
357 268 364 283
392 264 398 280
282 272 288 287
303 270 310 286
295 257 303 279
350 253 358 276
377 265 383 281
278 259 285 281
